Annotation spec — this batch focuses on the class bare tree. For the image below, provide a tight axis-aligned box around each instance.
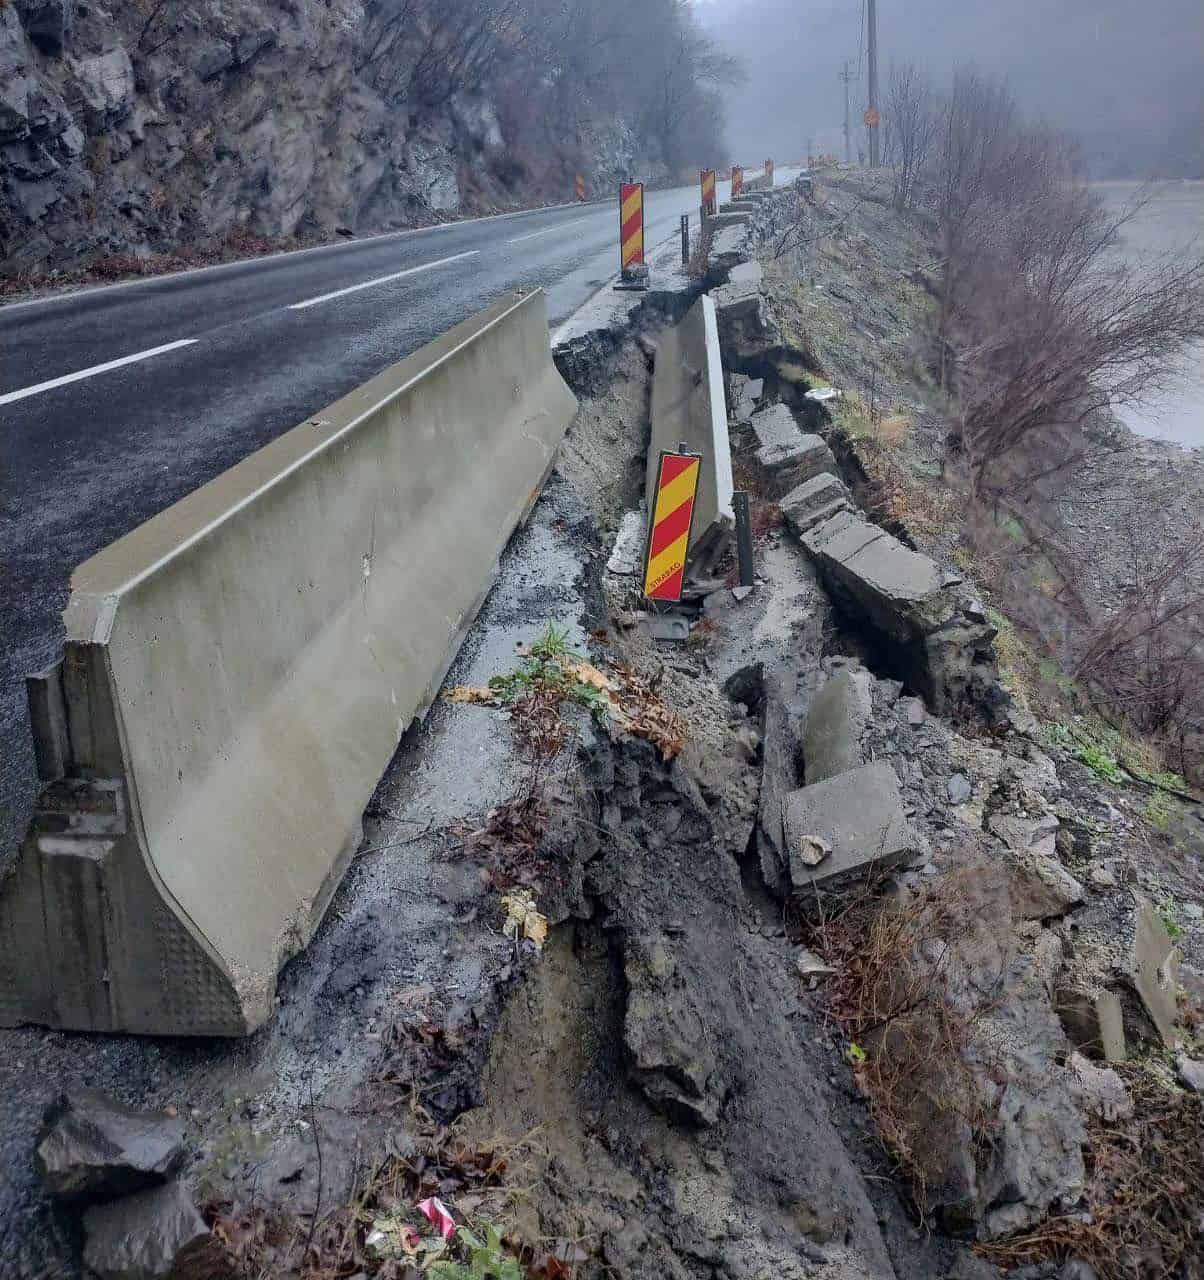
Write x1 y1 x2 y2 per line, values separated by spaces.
886 60 936 211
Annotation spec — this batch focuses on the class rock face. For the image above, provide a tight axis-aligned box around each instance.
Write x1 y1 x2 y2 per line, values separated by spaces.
36 1091 186 1202
0 0 655 274
82 1181 211 1280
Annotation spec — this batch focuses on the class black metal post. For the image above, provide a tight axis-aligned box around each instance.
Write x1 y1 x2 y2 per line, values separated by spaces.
680 214 690 265
733 491 754 588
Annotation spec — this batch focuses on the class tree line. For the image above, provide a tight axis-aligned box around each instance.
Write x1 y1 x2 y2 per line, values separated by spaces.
356 0 741 176
878 62 1204 774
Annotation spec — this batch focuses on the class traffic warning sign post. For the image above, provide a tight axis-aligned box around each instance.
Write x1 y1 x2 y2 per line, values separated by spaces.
731 165 744 199
700 168 717 218
616 181 649 291
643 449 701 604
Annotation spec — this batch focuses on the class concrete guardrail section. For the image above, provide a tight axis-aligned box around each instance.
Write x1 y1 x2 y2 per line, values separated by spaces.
0 289 577 1036
645 293 734 569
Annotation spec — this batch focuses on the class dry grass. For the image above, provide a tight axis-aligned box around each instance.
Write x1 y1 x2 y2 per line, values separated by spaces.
801 869 1005 1222
977 1065 1203 1279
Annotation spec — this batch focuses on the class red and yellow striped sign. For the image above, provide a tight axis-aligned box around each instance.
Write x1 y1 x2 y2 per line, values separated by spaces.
764 158 774 184
575 173 586 201
643 451 701 602
620 182 644 271
700 168 717 216
731 165 743 199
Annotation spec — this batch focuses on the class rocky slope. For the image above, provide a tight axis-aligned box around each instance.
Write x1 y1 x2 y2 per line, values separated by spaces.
0 0 647 276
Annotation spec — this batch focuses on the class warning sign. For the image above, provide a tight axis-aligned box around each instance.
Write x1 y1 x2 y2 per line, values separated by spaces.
700 169 717 216
731 165 744 198
643 451 701 603
863 106 880 128
620 182 644 271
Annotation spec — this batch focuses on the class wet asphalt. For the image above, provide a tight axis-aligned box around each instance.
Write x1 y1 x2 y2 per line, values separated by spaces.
0 177 732 858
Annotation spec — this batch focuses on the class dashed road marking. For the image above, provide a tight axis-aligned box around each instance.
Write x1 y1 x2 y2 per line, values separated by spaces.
1 339 199 407
286 251 480 310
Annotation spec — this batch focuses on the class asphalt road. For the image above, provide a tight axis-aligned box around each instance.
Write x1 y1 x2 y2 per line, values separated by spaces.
0 175 756 857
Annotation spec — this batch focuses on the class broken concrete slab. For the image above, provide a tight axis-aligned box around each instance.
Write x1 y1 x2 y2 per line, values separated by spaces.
782 761 918 896
707 223 751 283
36 1091 186 1202
798 511 1000 717
727 260 764 287
82 1181 212 1280
727 373 763 423
712 275 780 363
1055 985 1127 1062
802 664 873 784
1130 898 1181 1048
779 472 853 537
750 406 839 498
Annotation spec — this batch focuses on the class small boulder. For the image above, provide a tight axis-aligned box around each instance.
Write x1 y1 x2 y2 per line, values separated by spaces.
947 773 972 805
1175 1055 1204 1092
1066 1052 1133 1121
1006 850 1083 921
37 1090 186 1201
82 1181 212 1280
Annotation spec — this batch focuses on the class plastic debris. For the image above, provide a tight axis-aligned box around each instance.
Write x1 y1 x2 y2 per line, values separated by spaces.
417 1195 458 1242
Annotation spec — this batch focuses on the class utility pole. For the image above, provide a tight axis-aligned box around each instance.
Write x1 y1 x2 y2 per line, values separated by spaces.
867 0 880 167
840 60 854 164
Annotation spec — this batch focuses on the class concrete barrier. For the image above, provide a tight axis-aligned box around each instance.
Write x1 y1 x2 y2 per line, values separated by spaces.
0 289 577 1036
646 294 733 569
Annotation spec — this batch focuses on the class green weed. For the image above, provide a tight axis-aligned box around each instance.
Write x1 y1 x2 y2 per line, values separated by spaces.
431 1222 524 1280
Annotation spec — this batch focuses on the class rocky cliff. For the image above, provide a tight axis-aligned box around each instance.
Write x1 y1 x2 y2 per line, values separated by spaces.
0 0 647 276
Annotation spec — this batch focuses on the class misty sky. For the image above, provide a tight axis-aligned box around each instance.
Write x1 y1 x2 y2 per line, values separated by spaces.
701 0 1204 175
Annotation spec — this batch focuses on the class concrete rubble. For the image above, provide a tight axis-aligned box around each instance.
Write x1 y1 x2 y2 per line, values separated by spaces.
782 761 919 895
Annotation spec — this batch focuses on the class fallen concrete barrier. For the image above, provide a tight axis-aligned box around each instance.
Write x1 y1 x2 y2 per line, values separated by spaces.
0 289 577 1036
646 293 733 569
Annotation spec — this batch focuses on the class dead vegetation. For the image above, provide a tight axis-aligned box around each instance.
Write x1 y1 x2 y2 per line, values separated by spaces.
205 1112 555 1279
801 869 1005 1223
977 1065 1204 1279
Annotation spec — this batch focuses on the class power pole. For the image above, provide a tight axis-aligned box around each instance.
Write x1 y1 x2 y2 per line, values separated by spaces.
840 60 854 164
867 0 880 167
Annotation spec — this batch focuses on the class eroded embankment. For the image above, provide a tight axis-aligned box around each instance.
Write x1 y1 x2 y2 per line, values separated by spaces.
12 177 1204 1280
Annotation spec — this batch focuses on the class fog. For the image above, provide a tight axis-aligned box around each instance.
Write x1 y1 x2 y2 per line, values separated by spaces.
701 0 1204 177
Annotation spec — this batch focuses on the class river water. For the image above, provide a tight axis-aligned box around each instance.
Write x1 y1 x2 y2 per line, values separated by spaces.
1095 180 1204 449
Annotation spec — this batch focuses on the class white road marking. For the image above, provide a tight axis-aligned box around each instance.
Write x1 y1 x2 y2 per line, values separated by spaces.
508 216 593 244
0 338 198 407
286 250 480 310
